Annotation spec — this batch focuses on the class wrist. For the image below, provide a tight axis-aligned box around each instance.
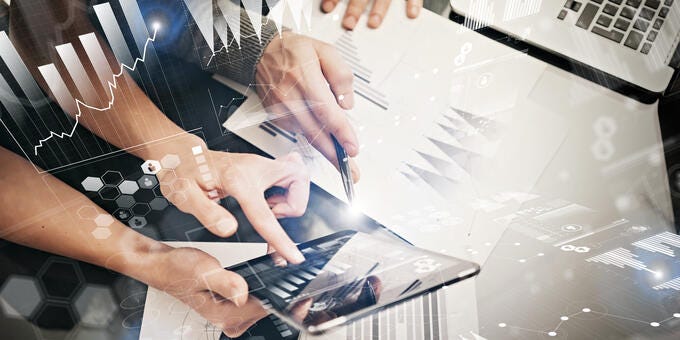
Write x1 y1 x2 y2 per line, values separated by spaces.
104 235 173 287
133 134 208 164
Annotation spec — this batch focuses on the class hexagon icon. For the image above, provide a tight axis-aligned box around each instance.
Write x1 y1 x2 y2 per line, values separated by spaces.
149 197 169 211
37 258 83 301
128 216 147 229
76 205 98 220
74 285 117 328
101 171 123 186
118 180 139 195
94 214 114 227
81 177 104 192
161 154 181 169
114 208 132 221
132 203 151 217
115 195 135 209
98 186 120 201
137 175 158 189
91 227 112 240
141 160 162 175
0 275 43 318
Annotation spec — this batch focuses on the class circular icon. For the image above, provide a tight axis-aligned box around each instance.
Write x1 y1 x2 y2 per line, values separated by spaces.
574 246 590 253
560 245 576 252
561 224 583 233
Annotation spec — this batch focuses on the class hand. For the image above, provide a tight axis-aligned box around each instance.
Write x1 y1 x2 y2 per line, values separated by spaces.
154 139 309 263
321 0 423 30
256 31 361 181
145 247 268 337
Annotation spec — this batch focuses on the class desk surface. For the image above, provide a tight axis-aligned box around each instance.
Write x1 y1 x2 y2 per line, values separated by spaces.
1 4 679 340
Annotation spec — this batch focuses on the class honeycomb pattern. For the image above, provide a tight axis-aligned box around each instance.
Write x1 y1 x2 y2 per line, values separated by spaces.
0 275 43 318
79 157 188 230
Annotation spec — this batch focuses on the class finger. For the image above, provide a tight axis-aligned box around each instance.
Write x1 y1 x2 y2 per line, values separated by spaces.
368 0 392 28
267 243 288 267
290 298 314 322
303 72 359 157
406 0 423 18
218 298 268 337
173 182 238 237
321 0 340 13
343 0 370 30
350 157 361 183
235 193 305 264
202 269 249 307
270 153 310 218
315 42 355 110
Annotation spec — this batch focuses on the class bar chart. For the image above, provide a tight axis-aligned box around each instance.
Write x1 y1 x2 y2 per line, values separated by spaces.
0 0 161 172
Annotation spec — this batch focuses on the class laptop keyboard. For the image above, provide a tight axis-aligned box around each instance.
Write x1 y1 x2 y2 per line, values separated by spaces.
557 0 675 54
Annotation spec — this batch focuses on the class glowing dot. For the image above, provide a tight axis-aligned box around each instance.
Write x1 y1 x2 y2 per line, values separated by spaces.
429 96 436 101
560 316 569 321
518 259 526 263
653 271 664 279
432 68 439 74
359 125 365 131
395 121 400 126
377 139 383 144
152 22 161 31
484 242 492 246
414 73 420 79
332 14 340 21
537 253 545 256
498 323 506 328
582 308 591 313
674 313 680 318
338 94 345 101
650 322 660 327
359 144 366 149
548 331 557 337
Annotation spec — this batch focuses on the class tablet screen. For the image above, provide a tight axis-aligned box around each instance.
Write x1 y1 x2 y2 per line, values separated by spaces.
227 230 479 334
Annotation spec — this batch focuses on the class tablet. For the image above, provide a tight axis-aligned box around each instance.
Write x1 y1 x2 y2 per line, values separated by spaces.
227 230 480 334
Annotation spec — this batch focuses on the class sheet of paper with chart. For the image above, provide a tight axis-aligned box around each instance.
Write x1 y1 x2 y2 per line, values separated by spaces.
224 0 566 265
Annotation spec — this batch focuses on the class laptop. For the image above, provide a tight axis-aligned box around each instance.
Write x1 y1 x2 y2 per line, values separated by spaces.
450 0 680 101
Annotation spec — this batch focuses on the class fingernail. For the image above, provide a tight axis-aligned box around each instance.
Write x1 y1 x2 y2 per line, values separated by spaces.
343 16 357 29
216 219 236 235
368 14 382 27
321 1 334 12
408 5 420 17
343 142 358 156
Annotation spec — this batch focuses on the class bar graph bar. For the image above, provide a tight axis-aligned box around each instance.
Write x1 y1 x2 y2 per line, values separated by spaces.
79 33 115 101
55 43 100 104
653 277 680 291
119 0 152 56
0 31 59 135
586 248 656 273
632 232 680 257
38 64 77 115
93 3 134 68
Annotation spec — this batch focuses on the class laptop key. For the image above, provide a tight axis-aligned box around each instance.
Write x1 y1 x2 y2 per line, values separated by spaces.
603 3 619 15
634 18 650 31
647 30 658 41
614 18 631 30
626 0 642 7
621 6 636 18
645 0 661 8
577 3 599 28
641 42 652 54
610 0 623 3
558 9 568 19
592 25 626 42
624 30 644 49
664 0 673 5
597 14 613 26
640 7 655 19
653 18 663 29
659 6 669 17
592 0 604 3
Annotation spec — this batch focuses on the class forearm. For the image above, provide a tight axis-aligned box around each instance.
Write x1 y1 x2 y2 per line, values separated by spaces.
0 146 170 284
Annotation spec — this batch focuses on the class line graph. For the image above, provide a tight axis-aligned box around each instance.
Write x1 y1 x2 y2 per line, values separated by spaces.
32 26 160 155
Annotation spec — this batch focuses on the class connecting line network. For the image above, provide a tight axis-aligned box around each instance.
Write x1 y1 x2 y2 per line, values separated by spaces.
33 25 160 155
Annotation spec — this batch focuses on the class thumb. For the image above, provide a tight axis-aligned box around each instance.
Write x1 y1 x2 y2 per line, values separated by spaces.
202 268 249 307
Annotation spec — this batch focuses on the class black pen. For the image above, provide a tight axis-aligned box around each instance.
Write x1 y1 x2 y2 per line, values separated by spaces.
331 134 355 205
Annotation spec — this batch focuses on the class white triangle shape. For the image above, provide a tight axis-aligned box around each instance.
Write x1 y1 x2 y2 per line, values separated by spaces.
243 0 263 42
182 0 214 52
265 0 285 36
217 0 241 48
